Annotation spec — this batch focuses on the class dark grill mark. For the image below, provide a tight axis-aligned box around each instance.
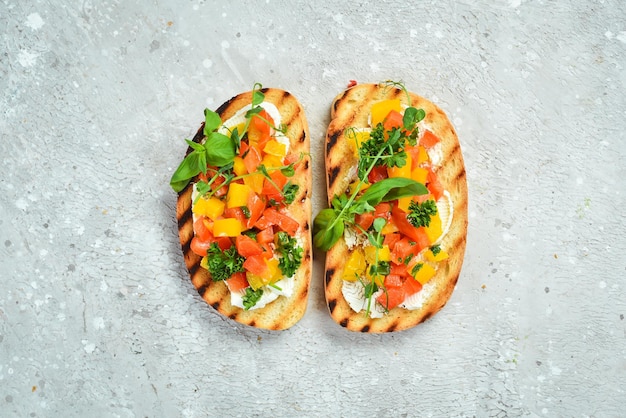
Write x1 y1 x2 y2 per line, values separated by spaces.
178 210 192 230
340 318 348 327
298 130 306 143
188 263 199 277
327 130 340 154
420 311 433 324
328 166 340 188
304 160 309 170
303 221 309 231
325 268 335 285
229 314 237 319
360 325 370 333
196 285 207 297
388 322 398 332
328 298 337 313
211 302 220 309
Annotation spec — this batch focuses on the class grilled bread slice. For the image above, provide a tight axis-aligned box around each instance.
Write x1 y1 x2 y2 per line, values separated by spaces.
176 88 312 330
323 82 468 332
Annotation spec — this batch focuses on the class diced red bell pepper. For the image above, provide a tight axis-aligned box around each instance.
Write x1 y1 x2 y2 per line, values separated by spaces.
261 170 288 196
190 237 213 257
391 203 429 245
390 263 410 277
383 233 401 251
373 202 392 220
243 146 261 174
224 207 247 226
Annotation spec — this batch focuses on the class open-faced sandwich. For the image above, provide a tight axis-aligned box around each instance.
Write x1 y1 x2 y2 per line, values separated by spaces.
172 84 312 330
314 81 468 333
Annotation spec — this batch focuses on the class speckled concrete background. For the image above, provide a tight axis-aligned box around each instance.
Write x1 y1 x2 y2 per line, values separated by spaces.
1 0 625 417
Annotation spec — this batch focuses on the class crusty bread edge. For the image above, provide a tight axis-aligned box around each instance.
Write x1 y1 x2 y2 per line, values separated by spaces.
323 83 468 333
176 88 312 331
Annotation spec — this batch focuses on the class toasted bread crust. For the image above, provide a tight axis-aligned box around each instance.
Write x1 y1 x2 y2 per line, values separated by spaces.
176 88 312 330
324 83 468 333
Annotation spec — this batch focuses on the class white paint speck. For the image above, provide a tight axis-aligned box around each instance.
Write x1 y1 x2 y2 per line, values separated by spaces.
202 59 213 68
25 13 44 30
370 62 380 72
30 282 38 289
39 249 48 258
76 225 85 236
542 408 548 415
15 198 28 210
82 341 96 354
616 32 626 43
332 13 343 24
550 365 562 376
434 31 443 39
93 317 105 330
508 0 522 7
100 280 108 291
410 29 417 38
221 40 230 49
599 281 606 289
17 50 39 67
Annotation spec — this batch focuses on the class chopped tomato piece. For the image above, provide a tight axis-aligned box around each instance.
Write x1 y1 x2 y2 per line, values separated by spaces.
391 203 430 246
243 254 268 277
216 236 233 251
236 235 264 257
373 202 392 219
226 271 249 292
383 232 401 251
384 274 404 288
243 146 261 174
238 141 249 157
224 207 247 226
354 212 374 232
190 237 212 257
383 110 404 132
256 226 274 244
403 277 423 297
259 242 274 259
367 165 388 184
391 237 421 264
376 286 406 311
193 216 213 242
420 130 440 148
254 208 299 236
404 145 421 170
426 168 444 201
210 174 229 197
390 263 410 277
246 192 266 229
261 169 288 196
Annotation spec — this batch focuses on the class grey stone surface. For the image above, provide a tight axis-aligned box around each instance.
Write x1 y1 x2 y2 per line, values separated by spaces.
1 0 625 416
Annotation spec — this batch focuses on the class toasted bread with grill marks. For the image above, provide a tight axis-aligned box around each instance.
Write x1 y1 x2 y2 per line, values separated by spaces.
176 88 312 330
323 83 468 333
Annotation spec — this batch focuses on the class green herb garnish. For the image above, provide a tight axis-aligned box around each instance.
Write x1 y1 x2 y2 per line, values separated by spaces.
207 243 245 282
242 287 263 310
275 231 303 278
407 199 437 228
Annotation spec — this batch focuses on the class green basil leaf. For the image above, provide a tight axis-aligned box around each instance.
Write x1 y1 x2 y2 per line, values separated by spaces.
203 108 222 135
252 83 264 106
403 107 425 130
280 164 295 177
373 217 386 233
313 208 344 251
185 139 204 152
205 132 236 166
170 151 203 192
357 177 427 207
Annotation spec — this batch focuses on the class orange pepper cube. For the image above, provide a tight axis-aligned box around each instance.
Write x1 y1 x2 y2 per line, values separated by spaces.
213 218 243 237
370 99 402 127
226 183 251 208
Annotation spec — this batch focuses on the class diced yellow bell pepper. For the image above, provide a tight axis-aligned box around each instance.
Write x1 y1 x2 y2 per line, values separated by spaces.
226 183 251 208
411 167 429 184
387 153 412 179
261 154 283 168
193 196 225 220
397 197 412 213
370 99 402 127
263 140 287 158
342 249 366 282
246 272 265 290
243 172 265 194
213 218 243 237
424 212 443 244
246 258 281 290
425 248 449 262
411 262 437 285
417 146 430 165
364 244 391 264
233 156 247 177
348 180 369 195
348 130 370 155
200 256 209 270
229 122 245 136
381 220 399 235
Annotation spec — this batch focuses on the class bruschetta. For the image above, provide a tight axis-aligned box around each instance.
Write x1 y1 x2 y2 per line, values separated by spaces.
314 81 468 332
172 84 312 330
